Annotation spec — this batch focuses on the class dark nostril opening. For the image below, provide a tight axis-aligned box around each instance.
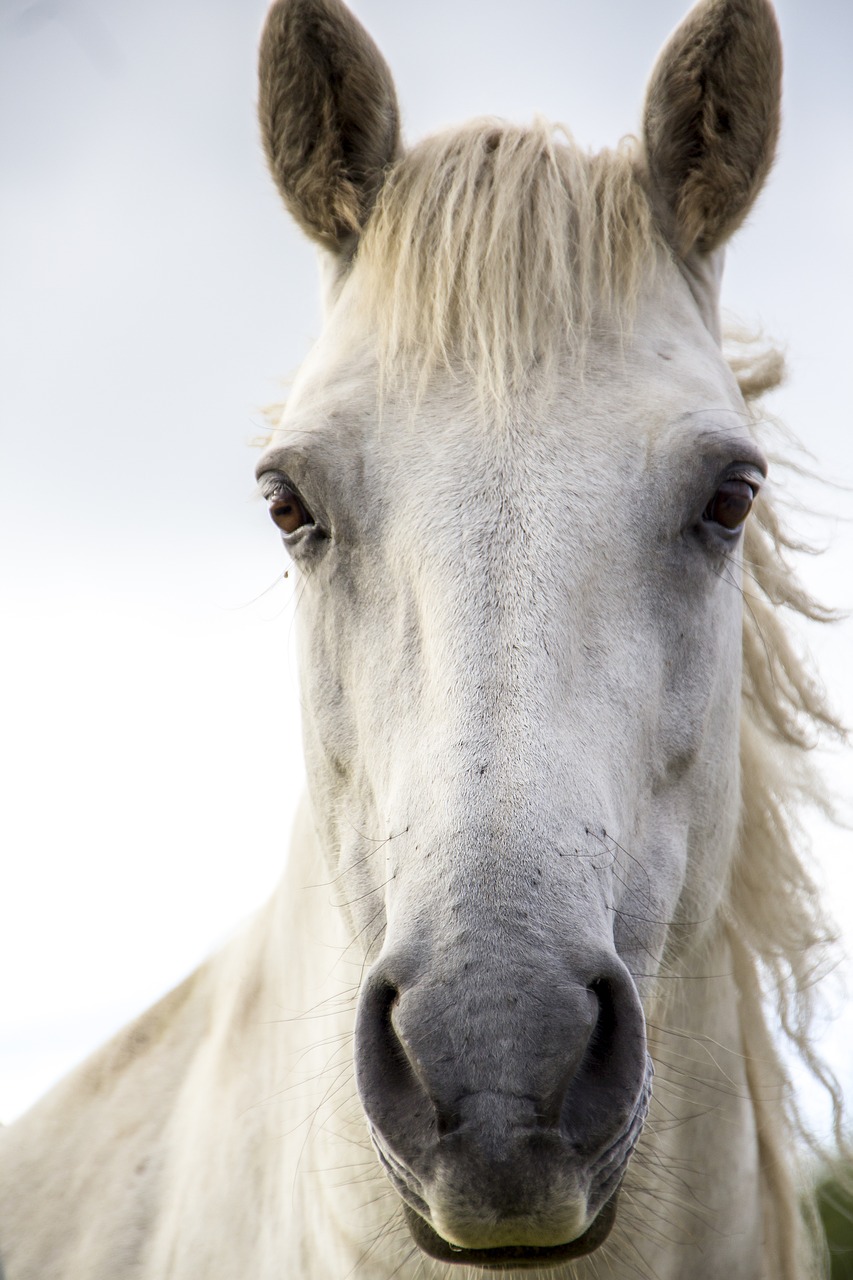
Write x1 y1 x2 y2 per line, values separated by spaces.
560 969 647 1157
373 981 411 1083
435 1103 462 1138
586 978 618 1068
375 981 398 1032
355 970 439 1159
381 983 458 1134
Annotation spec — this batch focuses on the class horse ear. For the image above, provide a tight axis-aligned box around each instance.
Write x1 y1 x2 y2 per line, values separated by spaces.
258 0 401 252
642 0 782 256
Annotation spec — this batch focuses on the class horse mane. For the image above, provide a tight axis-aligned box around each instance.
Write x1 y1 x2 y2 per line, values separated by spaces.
721 335 846 1272
355 118 661 406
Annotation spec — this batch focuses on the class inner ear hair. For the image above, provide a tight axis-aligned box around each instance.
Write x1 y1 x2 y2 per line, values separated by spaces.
643 0 782 256
258 0 402 252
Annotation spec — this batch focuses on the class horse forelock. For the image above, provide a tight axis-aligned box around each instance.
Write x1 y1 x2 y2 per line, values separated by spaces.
352 119 663 407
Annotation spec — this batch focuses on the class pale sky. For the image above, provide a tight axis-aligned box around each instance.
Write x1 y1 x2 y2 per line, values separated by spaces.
1 0 851 1127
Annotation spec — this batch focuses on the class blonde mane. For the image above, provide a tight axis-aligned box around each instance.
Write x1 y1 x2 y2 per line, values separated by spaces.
723 337 845 1273
356 119 662 406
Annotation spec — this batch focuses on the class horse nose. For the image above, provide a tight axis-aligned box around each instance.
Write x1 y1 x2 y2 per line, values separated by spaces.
354 950 648 1177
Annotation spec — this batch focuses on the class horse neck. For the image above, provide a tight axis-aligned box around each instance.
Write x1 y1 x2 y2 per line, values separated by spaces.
140 802 361 1280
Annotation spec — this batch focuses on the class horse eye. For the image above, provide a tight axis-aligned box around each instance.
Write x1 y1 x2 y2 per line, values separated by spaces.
268 485 312 535
703 479 756 531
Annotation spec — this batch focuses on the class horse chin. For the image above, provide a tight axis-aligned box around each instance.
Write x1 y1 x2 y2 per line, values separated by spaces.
401 1195 619 1271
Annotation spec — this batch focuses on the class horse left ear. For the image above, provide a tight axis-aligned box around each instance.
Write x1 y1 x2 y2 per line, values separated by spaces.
258 0 402 253
642 0 782 257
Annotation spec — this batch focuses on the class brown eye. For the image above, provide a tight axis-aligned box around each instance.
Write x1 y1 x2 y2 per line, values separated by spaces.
703 479 756 531
269 486 312 535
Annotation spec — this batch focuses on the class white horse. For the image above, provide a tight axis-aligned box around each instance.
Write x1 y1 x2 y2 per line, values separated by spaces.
0 1 844 1277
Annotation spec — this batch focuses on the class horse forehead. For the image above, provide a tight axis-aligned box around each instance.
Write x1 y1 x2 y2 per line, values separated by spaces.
307 270 727 407
284 353 735 498
276 267 740 507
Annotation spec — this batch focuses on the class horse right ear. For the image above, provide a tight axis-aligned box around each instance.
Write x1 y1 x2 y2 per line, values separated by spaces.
642 0 782 257
258 0 401 253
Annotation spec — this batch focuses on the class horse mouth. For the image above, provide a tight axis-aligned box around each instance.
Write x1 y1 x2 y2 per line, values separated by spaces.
401 1195 619 1270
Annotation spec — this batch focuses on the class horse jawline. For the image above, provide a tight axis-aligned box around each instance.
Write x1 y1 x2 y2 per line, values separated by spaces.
401 1196 619 1271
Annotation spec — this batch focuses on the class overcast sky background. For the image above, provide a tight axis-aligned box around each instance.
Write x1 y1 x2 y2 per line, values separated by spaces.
1 0 851 1128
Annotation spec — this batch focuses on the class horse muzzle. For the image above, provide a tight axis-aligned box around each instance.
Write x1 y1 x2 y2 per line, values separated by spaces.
354 947 652 1267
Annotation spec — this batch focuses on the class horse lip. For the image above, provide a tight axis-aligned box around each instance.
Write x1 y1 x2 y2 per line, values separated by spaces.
401 1194 619 1270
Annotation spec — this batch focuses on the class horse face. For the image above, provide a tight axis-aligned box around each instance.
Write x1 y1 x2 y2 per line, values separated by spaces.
255 266 765 1260
256 0 779 1264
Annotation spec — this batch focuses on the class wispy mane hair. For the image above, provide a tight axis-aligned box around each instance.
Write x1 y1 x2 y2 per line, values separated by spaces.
682 336 844 1277
354 119 662 407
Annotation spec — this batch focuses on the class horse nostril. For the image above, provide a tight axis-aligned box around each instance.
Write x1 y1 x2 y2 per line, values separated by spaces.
560 968 647 1157
376 980 399 1033
435 1101 462 1138
374 981 412 1081
586 978 618 1066
355 967 440 1161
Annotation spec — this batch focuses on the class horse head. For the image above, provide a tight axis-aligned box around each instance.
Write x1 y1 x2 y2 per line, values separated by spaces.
255 0 781 1265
